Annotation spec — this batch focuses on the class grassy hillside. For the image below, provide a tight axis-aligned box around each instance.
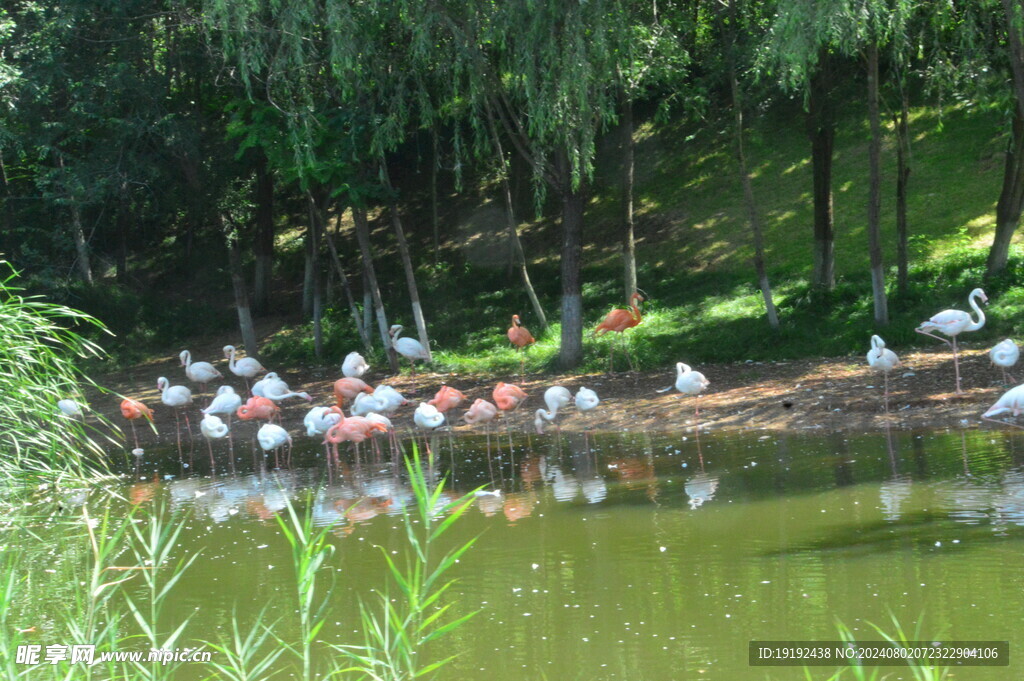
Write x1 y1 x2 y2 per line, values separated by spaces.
61 97 1024 375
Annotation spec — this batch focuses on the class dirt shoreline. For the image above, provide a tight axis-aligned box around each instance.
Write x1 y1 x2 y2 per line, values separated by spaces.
91 346 1017 446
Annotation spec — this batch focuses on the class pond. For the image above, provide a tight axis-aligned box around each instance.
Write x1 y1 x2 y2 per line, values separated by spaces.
11 426 1024 680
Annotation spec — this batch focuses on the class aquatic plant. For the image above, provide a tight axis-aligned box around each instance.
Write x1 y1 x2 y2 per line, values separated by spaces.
0 263 112 481
336 448 480 680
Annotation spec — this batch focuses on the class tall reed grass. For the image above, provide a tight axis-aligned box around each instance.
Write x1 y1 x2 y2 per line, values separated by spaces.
0 262 113 481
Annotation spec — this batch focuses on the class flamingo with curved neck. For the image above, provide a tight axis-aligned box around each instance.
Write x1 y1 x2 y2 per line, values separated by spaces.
916 287 988 395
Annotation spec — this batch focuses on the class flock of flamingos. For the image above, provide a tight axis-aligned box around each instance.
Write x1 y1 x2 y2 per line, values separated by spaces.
53 287 1024 472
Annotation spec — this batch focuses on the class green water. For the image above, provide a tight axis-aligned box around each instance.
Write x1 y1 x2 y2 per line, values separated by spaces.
11 427 1024 679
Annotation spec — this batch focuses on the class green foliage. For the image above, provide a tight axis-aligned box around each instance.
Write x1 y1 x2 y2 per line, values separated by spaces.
0 263 113 480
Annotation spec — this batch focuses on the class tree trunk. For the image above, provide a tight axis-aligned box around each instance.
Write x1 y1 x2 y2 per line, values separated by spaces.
730 57 779 329
380 162 432 361
622 93 638 303
253 154 274 315
353 205 400 372
116 192 129 285
226 225 260 363
303 211 316 320
894 86 911 296
325 207 373 352
807 50 835 292
987 0 1024 277
987 104 1024 276
866 42 889 325
306 191 327 358
557 157 585 370
68 200 93 285
363 270 373 339
431 127 441 263
484 100 549 330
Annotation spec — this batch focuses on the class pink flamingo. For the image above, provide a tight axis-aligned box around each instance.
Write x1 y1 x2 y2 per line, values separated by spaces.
120 398 154 450
428 385 468 413
334 378 374 408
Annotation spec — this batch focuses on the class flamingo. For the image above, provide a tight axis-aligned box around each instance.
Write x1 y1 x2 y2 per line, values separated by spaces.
180 350 222 398
574 387 601 442
372 385 409 415
342 351 370 378
251 372 282 398
334 377 374 408
351 392 388 417
493 382 528 431
158 377 193 461
389 325 430 374
593 292 644 372
507 315 535 374
675 362 710 420
202 386 243 464
866 335 900 412
428 385 467 413
237 396 280 422
120 398 154 450
364 412 398 455
982 384 1024 428
223 345 265 392
915 287 988 395
463 398 500 462
257 423 292 469
324 417 387 464
990 339 1020 385
58 399 83 419
260 378 313 404
305 406 344 461
200 414 229 470
413 402 445 453
534 386 572 434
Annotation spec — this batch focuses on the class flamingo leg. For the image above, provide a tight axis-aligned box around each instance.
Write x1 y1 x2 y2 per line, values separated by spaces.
623 335 635 372
953 336 963 395
883 371 890 413
207 438 215 472
983 415 1024 430
227 414 236 473
915 328 954 348
130 420 139 450
174 410 183 463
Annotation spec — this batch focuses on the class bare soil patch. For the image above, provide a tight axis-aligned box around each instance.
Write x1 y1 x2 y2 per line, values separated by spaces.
93 344 1014 446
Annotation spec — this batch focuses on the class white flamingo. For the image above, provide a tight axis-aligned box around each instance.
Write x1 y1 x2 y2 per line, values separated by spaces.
200 414 229 469
534 386 572 434
202 386 242 461
916 287 988 395
574 387 600 444
342 351 370 378
304 406 343 461
365 412 398 454
180 350 222 396
990 339 1020 385
158 376 193 460
675 362 709 419
257 423 292 469
251 372 281 398
261 377 313 404
414 402 445 452
389 325 430 374
57 399 84 419
373 385 409 415
982 384 1024 428
223 345 265 391
866 335 900 412
351 391 387 417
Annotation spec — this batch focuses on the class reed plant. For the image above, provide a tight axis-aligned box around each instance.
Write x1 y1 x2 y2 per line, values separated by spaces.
336 448 480 680
0 262 113 481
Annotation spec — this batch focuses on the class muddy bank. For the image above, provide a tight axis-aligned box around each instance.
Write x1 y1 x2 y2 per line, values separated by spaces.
91 346 1016 448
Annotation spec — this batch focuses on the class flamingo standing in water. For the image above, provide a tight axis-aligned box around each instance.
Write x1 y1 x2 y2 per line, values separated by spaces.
866 335 900 412
180 350 222 401
389 325 430 374
574 387 601 449
342 351 370 378
351 392 387 417
915 287 988 395
200 414 229 470
202 386 243 466
507 315 535 375
223 345 265 392
593 292 644 372
257 423 292 469
304 406 343 461
675 362 710 421
494 382 528 431
324 416 387 465
237 397 281 462
413 402 446 453
990 339 1020 385
982 384 1024 428
534 386 572 434
158 377 193 461
463 398 499 453
120 398 154 450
